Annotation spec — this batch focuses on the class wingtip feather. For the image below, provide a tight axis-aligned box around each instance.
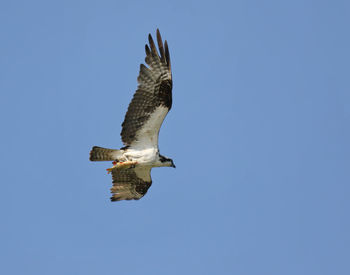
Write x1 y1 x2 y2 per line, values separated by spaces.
145 44 150 55
156 29 165 62
148 33 158 56
164 40 171 71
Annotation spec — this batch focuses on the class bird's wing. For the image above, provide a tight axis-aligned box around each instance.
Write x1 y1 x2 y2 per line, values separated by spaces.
110 167 152 201
121 29 172 150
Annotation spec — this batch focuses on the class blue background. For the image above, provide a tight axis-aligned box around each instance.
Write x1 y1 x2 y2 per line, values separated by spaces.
1 0 349 274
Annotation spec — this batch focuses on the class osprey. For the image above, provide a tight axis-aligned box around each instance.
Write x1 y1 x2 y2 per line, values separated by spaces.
90 29 175 202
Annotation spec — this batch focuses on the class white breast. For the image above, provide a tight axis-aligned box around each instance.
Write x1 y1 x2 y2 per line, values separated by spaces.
124 147 158 165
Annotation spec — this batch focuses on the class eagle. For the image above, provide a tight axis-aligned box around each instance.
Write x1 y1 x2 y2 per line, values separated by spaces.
89 29 175 202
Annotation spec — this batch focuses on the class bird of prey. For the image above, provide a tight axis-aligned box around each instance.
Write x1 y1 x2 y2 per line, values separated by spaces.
90 29 175 202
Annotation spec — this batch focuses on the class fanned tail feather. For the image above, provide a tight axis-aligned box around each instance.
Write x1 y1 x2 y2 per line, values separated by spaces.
89 146 122 161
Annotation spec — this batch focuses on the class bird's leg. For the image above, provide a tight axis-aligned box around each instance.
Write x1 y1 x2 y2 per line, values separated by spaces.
115 161 138 169
106 160 138 174
108 154 129 171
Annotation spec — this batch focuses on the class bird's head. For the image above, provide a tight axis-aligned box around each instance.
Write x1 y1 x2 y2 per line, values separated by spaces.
159 155 176 168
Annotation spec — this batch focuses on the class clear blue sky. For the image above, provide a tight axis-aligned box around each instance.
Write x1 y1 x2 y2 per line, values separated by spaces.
1 0 349 274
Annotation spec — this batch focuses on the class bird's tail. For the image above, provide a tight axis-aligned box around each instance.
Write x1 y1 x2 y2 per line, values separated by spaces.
89 146 123 161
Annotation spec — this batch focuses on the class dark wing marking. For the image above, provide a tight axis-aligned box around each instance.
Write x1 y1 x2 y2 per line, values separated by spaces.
121 29 172 147
110 167 152 201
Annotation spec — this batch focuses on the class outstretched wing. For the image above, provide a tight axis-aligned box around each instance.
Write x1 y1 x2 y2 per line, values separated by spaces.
110 167 152 201
121 29 172 149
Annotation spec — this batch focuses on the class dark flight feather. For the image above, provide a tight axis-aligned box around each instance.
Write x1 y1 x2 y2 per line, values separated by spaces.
110 167 152 201
120 29 172 146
